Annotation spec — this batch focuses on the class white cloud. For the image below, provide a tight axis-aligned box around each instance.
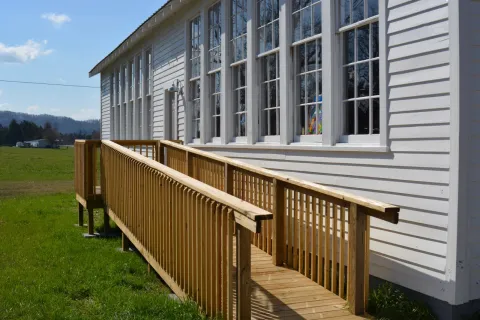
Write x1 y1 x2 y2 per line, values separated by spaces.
71 108 99 121
0 40 53 64
0 103 12 111
41 13 71 27
26 105 40 114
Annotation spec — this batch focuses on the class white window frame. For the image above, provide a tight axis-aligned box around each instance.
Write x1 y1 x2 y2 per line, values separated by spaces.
208 2 222 143
258 51 280 141
188 15 203 144
293 37 323 143
231 0 248 63
232 62 247 141
337 0 381 144
257 0 280 54
144 47 153 139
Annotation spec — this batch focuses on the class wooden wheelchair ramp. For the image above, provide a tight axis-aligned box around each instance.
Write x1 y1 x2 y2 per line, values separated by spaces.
74 139 399 320
235 240 364 320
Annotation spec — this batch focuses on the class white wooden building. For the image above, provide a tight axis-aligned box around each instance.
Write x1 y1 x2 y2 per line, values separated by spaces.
89 0 480 317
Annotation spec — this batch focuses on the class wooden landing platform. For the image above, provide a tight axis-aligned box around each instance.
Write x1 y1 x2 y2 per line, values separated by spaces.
234 242 365 320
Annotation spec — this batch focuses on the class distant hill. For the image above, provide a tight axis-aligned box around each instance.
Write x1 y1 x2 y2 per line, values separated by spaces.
0 111 100 134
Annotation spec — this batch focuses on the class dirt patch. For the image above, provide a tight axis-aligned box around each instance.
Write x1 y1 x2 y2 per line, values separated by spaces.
0 181 74 198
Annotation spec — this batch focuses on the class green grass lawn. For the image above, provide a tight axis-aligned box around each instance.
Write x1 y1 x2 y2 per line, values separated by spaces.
0 147 205 319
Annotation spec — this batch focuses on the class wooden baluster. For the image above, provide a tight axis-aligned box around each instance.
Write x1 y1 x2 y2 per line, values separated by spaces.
311 197 317 282
293 190 298 270
227 209 234 320
287 189 293 268
299 193 304 274
215 204 222 315
272 179 285 266
267 180 272 255
305 195 311 278
324 201 331 290
317 198 323 286
348 203 366 315
340 205 346 299
364 215 370 308
332 204 338 294
221 206 228 317
236 223 251 320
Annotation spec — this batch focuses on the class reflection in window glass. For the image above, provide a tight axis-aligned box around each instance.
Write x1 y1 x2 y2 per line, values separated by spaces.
232 0 247 62
233 63 247 137
191 79 201 139
292 0 321 43
340 0 380 135
210 72 221 138
295 39 323 136
258 0 280 53
209 3 222 70
260 52 280 136
190 16 201 140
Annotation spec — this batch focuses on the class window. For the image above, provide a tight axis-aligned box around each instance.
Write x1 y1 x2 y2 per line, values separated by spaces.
340 0 379 135
116 69 120 105
190 16 202 140
258 0 279 53
211 72 221 138
129 60 134 100
232 0 247 62
292 0 322 43
146 49 152 96
232 63 247 137
260 52 280 136
110 73 115 138
295 40 323 137
209 3 222 139
209 3 222 70
136 54 143 99
191 79 201 139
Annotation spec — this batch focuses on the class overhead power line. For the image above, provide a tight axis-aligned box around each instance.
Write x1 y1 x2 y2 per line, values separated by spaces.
0 79 99 89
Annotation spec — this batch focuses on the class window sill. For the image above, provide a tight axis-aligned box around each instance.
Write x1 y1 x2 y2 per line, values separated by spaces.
196 142 390 153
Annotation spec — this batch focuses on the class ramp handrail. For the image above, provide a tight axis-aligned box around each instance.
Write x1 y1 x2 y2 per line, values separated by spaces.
101 140 272 319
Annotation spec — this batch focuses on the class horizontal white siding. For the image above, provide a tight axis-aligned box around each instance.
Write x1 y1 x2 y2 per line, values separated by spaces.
100 73 111 139
467 0 480 301
152 19 186 140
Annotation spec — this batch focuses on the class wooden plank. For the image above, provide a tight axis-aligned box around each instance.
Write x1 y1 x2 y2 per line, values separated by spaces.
324 202 331 290
236 224 251 320
305 195 311 278
311 196 317 283
340 206 346 299
332 205 338 294
227 210 234 320
348 204 366 315
273 179 285 266
78 202 84 227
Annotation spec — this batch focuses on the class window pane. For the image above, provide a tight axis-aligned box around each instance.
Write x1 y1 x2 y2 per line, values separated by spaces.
262 110 268 136
345 101 355 134
239 88 246 111
293 12 301 42
260 0 267 25
357 100 369 134
215 116 221 137
357 25 370 61
299 44 306 73
270 109 277 135
345 65 354 99
357 62 369 97
259 27 265 53
299 106 306 135
269 54 277 79
372 22 379 58
373 60 379 96
313 3 322 35
274 21 279 48
293 0 301 12
317 71 322 101
307 41 316 71
317 104 323 134
302 6 312 39
300 75 306 104
352 0 364 23
341 0 351 27
239 113 246 136
240 64 246 86
344 30 354 64
368 0 379 17
273 0 279 19
265 25 272 51
316 39 322 69
265 0 273 24
307 105 316 134
193 100 200 119
307 72 316 103
301 0 311 9
270 82 277 108
373 98 380 134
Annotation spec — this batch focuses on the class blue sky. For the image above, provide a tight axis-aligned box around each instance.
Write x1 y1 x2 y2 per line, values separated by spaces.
0 0 167 120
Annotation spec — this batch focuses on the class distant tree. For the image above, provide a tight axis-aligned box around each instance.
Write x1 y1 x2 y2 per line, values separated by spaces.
20 121 42 141
0 125 7 145
5 120 23 146
43 121 59 146
91 130 101 140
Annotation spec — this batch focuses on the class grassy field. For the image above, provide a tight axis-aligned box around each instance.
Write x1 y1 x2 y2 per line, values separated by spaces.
0 147 204 319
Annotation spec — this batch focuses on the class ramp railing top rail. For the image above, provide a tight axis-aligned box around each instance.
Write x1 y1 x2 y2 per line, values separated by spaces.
158 139 400 315
101 140 272 319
